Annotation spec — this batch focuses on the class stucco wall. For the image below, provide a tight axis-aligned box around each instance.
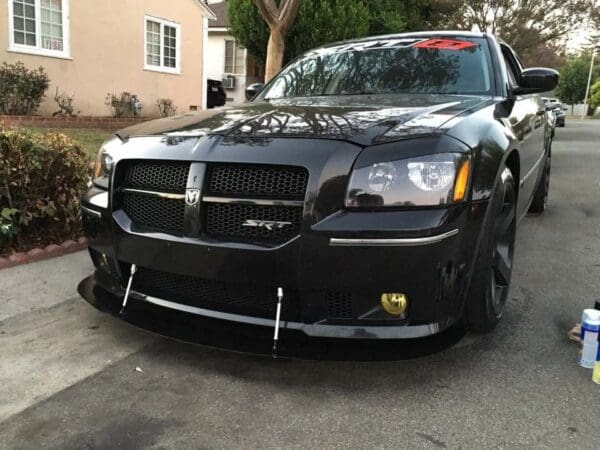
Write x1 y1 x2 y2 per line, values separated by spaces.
206 31 246 104
0 0 207 116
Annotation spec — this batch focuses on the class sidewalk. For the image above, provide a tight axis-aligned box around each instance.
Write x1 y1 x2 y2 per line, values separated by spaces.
0 251 155 422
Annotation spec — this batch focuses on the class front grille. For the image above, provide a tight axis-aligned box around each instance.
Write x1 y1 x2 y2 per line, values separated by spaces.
327 291 353 319
117 160 307 244
207 164 308 200
205 203 302 244
120 160 189 235
125 160 189 192
124 193 185 233
131 266 300 321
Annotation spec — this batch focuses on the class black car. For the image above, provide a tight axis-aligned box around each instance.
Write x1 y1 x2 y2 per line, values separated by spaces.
79 32 558 357
206 79 226 109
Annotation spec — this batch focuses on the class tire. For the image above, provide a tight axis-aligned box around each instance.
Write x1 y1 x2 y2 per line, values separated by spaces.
464 167 517 332
528 150 551 214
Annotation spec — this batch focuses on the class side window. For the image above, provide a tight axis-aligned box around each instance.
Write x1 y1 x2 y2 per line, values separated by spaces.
501 46 520 89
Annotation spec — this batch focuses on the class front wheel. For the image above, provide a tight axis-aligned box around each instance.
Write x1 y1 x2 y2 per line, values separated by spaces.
464 167 517 332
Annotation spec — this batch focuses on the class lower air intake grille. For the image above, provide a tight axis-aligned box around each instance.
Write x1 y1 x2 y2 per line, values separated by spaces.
205 203 302 244
123 193 185 234
131 266 300 321
326 291 353 319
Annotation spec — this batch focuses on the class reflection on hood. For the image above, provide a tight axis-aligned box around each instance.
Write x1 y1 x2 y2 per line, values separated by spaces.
117 94 492 146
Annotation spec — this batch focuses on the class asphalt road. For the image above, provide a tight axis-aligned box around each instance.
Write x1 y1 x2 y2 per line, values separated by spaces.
1 120 600 449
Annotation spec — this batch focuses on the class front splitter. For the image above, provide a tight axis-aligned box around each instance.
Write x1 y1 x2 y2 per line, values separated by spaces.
78 275 467 361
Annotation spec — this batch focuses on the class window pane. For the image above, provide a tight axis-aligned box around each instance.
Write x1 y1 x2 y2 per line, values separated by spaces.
14 17 24 31
224 41 234 73
13 2 23 16
147 21 160 34
146 20 161 66
25 18 35 32
147 54 160 66
163 25 177 69
41 0 63 51
14 31 25 44
235 45 244 74
25 4 34 17
25 33 36 45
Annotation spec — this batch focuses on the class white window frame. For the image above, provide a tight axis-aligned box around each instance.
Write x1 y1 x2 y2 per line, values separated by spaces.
224 38 246 76
144 15 181 75
7 0 71 59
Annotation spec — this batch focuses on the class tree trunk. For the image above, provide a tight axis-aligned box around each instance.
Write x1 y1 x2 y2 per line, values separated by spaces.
265 27 285 82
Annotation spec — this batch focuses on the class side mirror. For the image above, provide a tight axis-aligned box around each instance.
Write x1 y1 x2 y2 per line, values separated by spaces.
514 68 559 95
245 83 265 101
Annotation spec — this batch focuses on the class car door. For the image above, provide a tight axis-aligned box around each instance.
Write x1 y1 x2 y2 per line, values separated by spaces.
501 44 546 218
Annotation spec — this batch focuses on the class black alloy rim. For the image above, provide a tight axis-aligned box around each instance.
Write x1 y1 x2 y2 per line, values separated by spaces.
491 171 516 315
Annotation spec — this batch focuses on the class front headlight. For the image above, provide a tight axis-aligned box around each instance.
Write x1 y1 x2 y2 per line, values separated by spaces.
93 136 121 189
345 153 470 208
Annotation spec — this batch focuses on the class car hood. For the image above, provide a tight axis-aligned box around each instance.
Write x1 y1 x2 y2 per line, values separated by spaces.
117 94 493 146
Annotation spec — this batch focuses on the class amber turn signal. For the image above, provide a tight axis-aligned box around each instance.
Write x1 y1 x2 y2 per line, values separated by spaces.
453 159 470 202
380 293 408 316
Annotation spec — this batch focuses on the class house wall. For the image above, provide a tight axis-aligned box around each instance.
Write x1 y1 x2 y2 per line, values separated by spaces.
206 30 255 105
0 0 207 116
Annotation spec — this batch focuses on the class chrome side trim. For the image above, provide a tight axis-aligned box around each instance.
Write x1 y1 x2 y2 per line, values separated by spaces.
202 196 304 207
329 229 459 247
81 205 102 218
121 188 185 200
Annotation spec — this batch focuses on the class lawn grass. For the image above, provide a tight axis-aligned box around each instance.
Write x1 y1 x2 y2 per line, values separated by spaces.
24 127 114 159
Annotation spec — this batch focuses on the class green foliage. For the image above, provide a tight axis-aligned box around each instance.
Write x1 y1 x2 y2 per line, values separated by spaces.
0 62 50 115
555 54 600 106
0 125 90 248
228 0 435 68
590 79 600 112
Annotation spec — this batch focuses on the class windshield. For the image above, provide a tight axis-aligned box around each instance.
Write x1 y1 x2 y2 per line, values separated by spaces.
258 37 493 100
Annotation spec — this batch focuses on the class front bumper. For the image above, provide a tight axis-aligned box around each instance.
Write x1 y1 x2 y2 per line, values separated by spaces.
78 274 466 359
80 186 489 352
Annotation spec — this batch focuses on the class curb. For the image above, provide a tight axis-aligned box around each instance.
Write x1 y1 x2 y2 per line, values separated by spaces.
0 237 89 270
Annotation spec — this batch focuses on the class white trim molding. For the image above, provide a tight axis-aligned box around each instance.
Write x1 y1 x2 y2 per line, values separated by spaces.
143 14 182 75
192 0 217 20
201 15 209 110
7 0 71 59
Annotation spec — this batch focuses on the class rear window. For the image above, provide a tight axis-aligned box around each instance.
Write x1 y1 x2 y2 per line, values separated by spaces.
259 37 493 100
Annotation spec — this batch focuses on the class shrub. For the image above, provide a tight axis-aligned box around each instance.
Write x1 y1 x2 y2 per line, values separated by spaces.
53 87 80 117
105 92 143 118
0 124 89 250
157 98 177 117
0 62 50 115
589 79 600 113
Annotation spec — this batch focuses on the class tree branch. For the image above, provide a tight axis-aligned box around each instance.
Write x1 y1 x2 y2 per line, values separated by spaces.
251 0 279 28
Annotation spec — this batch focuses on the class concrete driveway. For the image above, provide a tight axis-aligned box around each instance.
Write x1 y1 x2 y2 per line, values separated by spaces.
1 120 599 449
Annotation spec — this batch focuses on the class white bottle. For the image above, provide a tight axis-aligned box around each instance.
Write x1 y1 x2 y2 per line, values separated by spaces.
579 309 600 368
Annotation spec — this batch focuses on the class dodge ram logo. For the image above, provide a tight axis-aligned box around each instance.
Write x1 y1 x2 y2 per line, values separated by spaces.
185 189 200 206
243 219 292 231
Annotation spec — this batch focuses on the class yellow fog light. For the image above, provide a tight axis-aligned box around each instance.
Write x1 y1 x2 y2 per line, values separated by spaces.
381 293 408 316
